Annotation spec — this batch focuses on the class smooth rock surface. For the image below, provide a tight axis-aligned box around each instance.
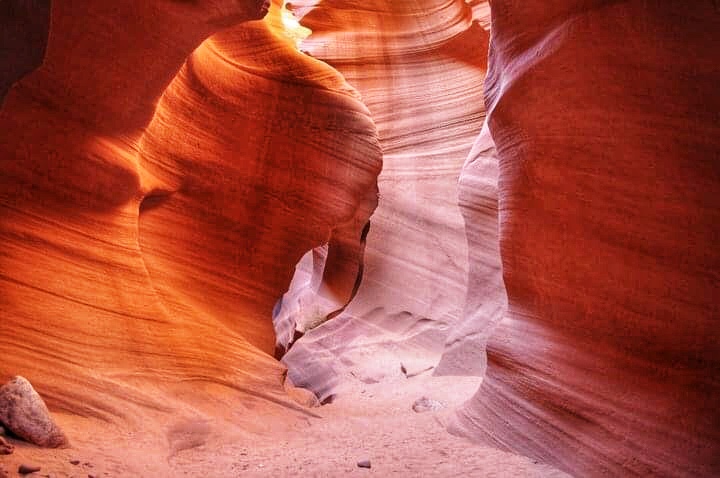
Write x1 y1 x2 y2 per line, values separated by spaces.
282 0 491 402
453 2 720 476
1 0 718 476
0 0 378 425
0 377 67 448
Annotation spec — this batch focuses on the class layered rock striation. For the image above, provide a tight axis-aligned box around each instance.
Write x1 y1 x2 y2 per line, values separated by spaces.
455 2 720 476
0 0 380 424
281 0 492 399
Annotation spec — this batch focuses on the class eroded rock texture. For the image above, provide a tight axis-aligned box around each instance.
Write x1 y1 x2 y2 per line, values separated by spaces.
0 0 379 426
2 0 718 475
0 376 67 448
281 0 491 399
137 10 381 356
454 2 720 476
440 121 505 377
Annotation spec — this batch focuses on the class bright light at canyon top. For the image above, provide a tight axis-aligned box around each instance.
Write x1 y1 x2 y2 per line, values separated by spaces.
281 1 312 48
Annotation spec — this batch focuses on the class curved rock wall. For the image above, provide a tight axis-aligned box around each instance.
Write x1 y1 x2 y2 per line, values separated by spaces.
0 0 380 423
2 0 718 474
137 13 381 355
282 0 490 399
455 2 720 476
438 121 505 377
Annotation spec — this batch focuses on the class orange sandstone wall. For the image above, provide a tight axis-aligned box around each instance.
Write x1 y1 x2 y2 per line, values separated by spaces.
0 0 380 424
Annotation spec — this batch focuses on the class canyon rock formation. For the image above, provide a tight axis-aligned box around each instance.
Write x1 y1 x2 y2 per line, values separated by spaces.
452 1 720 476
281 0 493 399
0 0 379 426
1 0 718 476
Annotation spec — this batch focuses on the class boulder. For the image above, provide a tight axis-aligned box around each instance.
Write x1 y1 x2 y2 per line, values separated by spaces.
0 376 67 447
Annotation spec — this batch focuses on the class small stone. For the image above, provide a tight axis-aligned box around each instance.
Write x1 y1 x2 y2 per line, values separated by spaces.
0 425 5 435
0 376 68 447
88 474 97 478
0 436 13 455
357 459 371 469
69 460 81 466
412 396 444 413
283 381 320 408
18 464 41 475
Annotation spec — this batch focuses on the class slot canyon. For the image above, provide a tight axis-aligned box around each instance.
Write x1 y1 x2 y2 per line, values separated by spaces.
0 0 718 476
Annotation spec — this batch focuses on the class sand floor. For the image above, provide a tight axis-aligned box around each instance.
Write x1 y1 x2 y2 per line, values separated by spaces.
1 373 568 477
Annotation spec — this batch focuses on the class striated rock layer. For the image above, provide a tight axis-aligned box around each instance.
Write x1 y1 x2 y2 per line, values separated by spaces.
0 0 380 427
281 0 492 399
137 7 381 357
454 2 720 476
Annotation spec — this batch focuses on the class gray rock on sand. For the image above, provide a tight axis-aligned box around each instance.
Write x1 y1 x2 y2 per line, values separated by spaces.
357 459 371 469
412 396 444 413
0 376 68 447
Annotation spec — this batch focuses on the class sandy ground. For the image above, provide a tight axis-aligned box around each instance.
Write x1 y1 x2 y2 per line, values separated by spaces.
1 374 569 477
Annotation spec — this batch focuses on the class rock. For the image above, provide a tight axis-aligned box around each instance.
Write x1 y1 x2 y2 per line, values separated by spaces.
18 464 41 475
412 397 444 413
0 425 5 435
283 377 320 408
0 466 7 478
69 460 80 466
357 459 371 469
0 436 13 454
0 376 68 447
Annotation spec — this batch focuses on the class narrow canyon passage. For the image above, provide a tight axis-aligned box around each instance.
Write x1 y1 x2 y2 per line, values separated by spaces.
1 1 718 477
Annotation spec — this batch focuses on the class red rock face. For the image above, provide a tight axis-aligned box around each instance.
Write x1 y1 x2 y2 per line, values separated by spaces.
454 1 720 476
0 0 380 421
1 0 718 475
137 17 381 355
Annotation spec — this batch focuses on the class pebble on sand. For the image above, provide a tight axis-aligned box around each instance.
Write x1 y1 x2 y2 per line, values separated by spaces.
18 464 41 475
411 396 444 413
357 459 372 469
